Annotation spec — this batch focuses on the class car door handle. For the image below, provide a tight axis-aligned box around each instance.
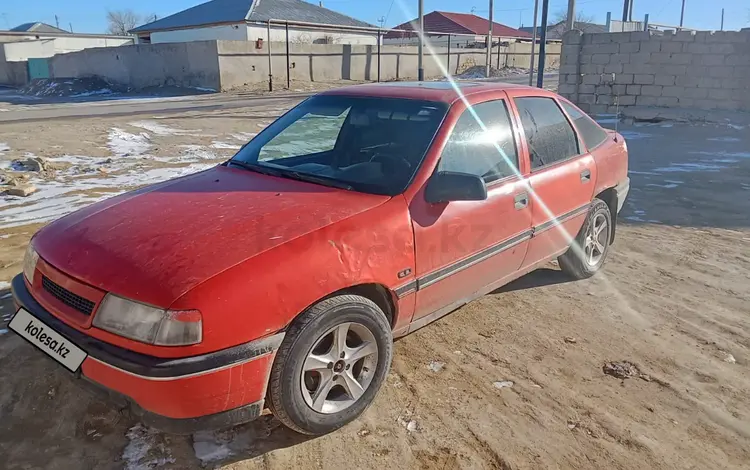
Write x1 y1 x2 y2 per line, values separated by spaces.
580 169 591 183
514 192 529 210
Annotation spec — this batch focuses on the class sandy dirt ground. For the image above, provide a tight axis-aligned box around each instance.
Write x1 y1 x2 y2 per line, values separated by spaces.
0 95 749 470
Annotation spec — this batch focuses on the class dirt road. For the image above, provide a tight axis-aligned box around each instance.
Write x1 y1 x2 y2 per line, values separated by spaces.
0 98 748 469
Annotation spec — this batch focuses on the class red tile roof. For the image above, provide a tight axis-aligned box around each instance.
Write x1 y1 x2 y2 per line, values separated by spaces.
386 11 531 39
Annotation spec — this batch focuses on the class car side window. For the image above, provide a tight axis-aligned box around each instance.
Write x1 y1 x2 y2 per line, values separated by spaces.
561 101 609 150
438 100 519 184
514 97 579 170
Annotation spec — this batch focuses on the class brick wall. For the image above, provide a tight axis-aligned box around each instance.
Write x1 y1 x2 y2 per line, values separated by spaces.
558 29 750 114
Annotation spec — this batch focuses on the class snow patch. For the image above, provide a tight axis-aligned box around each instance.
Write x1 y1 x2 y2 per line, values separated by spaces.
192 431 234 464
130 120 199 136
707 137 741 142
692 150 750 160
595 114 619 125
620 130 652 140
0 163 213 229
123 424 175 470
0 143 9 154
0 329 8 336
211 141 242 150
108 128 151 157
0 281 9 290
71 88 112 98
178 145 221 161
653 162 726 173
231 132 257 141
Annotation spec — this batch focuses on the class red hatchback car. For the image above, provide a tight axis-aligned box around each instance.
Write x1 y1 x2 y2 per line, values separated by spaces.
11 82 629 435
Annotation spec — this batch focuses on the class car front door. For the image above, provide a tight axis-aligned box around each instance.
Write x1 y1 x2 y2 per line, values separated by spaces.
408 96 533 328
507 92 597 269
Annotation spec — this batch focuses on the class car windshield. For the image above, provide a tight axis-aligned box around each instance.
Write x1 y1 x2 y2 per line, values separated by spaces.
230 95 448 196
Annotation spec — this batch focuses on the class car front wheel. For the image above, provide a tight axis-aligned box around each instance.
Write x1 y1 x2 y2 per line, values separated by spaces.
267 294 393 435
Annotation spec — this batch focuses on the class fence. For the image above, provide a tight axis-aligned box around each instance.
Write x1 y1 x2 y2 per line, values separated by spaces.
227 20 560 91
43 20 561 91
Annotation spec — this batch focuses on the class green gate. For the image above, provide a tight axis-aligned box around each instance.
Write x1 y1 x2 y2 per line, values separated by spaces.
27 58 50 79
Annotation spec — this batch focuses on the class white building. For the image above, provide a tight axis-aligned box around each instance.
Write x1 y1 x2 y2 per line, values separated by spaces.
0 22 134 85
130 0 378 46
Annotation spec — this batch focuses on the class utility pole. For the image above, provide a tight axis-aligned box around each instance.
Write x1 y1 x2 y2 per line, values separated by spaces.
679 0 686 28
720 8 724 31
55 15 60 29
418 0 424 81
621 0 629 22
485 0 494 77
565 0 575 32
536 0 550 88
528 0 539 86
628 0 633 21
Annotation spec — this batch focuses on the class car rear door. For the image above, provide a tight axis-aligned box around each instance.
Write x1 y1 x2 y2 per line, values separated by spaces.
408 94 533 327
506 91 597 269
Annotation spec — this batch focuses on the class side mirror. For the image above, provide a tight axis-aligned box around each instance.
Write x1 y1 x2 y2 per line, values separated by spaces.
424 171 487 204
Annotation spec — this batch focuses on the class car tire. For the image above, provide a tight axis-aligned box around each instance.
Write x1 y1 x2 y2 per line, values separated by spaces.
558 198 612 280
267 294 393 435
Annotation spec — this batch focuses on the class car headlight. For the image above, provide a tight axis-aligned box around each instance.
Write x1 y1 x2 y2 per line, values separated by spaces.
93 294 202 346
23 243 39 283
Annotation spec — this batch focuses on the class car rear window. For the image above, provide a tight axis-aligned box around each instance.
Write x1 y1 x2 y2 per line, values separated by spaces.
561 102 609 150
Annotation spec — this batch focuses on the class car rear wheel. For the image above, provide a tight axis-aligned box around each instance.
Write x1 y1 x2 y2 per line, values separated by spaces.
558 198 612 279
267 295 393 435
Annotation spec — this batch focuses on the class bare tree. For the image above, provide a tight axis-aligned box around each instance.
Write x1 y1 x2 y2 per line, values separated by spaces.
552 10 596 31
106 10 143 35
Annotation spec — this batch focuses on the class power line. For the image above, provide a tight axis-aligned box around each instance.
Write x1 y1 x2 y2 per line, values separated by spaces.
383 0 396 26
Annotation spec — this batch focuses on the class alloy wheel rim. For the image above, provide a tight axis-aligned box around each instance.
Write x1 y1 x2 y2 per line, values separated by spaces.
300 322 379 414
584 214 608 266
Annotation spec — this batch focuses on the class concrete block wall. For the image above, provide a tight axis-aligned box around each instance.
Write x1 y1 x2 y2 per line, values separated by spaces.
217 40 560 90
0 48 28 86
558 29 750 114
50 41 221 90
40 39 560 91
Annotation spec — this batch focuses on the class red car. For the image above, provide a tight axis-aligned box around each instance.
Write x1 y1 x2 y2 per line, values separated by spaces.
11 82 629 435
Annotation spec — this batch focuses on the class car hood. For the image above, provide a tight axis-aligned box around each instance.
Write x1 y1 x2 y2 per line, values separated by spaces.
34 165 390 307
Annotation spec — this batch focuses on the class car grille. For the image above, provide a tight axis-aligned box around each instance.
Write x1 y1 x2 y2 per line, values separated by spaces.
42 276 96 316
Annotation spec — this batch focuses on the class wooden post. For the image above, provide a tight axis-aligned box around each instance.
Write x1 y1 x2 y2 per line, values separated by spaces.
285 21 290 89
267 21 273 92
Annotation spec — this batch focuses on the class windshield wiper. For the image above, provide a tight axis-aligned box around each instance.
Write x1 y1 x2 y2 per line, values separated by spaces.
227 160 353 191
280 170 354 191
227 159 272 174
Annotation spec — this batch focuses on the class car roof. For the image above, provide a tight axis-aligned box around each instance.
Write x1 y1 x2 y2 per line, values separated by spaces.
320 81 551 104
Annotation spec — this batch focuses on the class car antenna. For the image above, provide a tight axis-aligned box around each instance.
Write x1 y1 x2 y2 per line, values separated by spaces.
612 73 619 142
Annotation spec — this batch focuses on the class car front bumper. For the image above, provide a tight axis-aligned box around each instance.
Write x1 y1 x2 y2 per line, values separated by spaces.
10 274 284 434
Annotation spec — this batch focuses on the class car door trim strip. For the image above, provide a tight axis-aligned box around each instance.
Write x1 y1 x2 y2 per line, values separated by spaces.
393 202 593 298
533 203 591 235
417 230 533 290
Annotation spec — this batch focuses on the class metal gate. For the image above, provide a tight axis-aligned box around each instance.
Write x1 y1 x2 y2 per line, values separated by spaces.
27 58 50 79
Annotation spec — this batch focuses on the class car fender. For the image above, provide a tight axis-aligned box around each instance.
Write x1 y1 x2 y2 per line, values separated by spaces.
170 197 415 351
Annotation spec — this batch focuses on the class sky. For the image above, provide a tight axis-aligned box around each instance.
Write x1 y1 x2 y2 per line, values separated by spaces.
1 0 748 34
